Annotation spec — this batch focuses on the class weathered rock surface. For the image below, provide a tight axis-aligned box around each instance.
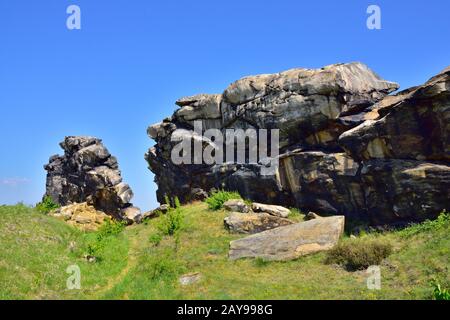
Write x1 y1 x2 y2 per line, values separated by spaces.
229 216 345 261
135 204 170 223
45 136 140 221
147 63 450 226
223 199 250 213
50 202 110 231
306 212 322 220
339 69 450 161
251 203 291 218
224 212 294 234
179 273 202 286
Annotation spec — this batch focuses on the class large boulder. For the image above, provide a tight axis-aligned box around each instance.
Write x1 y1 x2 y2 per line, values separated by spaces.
229 216 345 261
224 212 294 234
44 136 140 221
251 203 291 218
146 62 450 226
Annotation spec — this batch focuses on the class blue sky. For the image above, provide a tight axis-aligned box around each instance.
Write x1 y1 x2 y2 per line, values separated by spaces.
0 0 449 211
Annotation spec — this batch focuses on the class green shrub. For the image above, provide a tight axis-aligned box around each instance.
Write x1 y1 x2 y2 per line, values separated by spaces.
86 240 105 259
150 258 179 280
35 196 60 214
254 257 270 267
157 197 184 236
149 233 163 246
399 210 449 238
86 219 126 259
432 281 450 300
325 240 393 271
205 190 242 210
137 250 184 281
97 219 126 239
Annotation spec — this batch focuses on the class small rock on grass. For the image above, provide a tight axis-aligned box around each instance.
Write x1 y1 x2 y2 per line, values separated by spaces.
179 273 202 286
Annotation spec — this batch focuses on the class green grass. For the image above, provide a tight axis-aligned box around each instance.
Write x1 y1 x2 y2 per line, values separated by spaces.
0 204 128 299
0 203 449 300
288 208 305 222
398 210 450 238
432 280 450 300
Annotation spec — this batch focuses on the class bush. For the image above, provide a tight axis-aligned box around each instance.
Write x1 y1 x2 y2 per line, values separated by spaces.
157 197 184 236
86 219 126 260
205 190 242 210
399 210 449 238
141 250 184 281
149 233 163 246
150 256 180 280
96 219 126 239
432 281 450 300
35 196 60 214
325 240 393 271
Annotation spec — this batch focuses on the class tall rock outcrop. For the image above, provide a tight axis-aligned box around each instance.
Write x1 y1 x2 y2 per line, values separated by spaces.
146 62 450 226
44 136 140 221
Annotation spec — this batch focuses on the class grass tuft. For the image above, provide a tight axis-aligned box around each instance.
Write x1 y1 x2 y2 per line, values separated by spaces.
205 190 242 210
432 280 450 300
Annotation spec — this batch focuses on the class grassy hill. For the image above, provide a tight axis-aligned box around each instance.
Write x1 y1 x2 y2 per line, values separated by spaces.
0 202 449 300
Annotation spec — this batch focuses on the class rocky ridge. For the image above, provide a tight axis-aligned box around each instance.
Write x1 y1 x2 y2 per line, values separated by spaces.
146 62 450 226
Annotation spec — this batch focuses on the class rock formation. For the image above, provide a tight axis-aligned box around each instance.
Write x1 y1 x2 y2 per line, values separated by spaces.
50 202 110 231
251 203 291 218
224 212 294 234
229 216 345 261
223 200 294 234
146 62 450 226
223 199 250 213
44 136 140 221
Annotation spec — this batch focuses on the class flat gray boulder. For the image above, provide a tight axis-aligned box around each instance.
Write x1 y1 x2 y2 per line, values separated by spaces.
229 215 345 261
224 212 294 234
252 203 291 218
223 199 250 213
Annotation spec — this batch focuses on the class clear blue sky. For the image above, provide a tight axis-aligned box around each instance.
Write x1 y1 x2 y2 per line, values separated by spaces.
1 0 449 211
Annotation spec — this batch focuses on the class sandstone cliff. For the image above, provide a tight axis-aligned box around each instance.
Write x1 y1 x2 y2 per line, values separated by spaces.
44 136 140 221
146 62 450 226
